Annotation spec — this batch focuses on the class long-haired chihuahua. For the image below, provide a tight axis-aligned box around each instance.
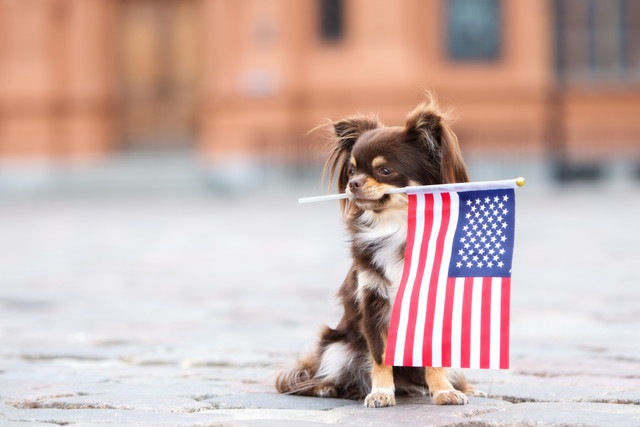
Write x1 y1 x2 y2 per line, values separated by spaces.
277 96 477 407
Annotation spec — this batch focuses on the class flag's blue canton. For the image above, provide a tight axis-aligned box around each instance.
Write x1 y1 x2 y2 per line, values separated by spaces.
448 189 515 278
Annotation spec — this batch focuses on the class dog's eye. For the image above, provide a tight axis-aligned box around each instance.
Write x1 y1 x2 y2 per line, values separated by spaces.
348 167 355 176
378 167 392 176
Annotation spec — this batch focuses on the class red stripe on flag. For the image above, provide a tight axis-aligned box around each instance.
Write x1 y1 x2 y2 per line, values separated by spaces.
441 277 456 367
480 277 492 369
385 194 418 365
500 278 511 369
404 193 434 365
460 277 473 368
422 193 452 366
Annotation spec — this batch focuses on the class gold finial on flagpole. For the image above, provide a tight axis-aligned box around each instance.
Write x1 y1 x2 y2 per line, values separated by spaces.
516 177 526 187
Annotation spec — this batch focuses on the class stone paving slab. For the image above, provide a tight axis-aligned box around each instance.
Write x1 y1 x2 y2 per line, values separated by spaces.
473 402 640 427
472 374 640 404
1 183 639 425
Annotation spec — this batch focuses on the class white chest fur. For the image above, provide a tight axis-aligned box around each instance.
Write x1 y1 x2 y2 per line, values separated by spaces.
354 207 407 301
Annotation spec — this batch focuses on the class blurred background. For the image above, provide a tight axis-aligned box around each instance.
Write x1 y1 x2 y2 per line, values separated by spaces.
1 0 639 195
1 3 639 417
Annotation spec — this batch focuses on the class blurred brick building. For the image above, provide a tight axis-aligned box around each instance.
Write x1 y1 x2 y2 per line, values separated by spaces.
1 0 639 169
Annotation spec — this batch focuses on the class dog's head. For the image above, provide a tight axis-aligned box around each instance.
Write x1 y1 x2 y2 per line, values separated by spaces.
325 98 469 213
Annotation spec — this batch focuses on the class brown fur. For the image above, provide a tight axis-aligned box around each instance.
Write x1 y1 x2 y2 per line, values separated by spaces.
277 96 476 407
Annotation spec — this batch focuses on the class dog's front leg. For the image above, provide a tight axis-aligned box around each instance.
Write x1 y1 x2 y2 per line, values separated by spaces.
364 357 395 408
358 278 395 408
425 367 469 405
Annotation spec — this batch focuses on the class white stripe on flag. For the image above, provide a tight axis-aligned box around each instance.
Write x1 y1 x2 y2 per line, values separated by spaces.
394 194 426 366
489 278 502 369
450 277 464 368
469 278 483 369
430 192 459 367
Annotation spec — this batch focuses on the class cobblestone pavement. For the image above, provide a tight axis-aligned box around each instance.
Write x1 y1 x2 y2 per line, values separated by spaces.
1 181 639 426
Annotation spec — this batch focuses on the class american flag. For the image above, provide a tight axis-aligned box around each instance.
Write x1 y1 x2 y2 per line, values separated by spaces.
385 186 516 369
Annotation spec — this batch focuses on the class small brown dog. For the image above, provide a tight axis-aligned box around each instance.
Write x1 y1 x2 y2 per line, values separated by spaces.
277 97 477 407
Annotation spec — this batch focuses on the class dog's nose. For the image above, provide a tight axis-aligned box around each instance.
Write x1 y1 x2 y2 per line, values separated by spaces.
349 178 364 190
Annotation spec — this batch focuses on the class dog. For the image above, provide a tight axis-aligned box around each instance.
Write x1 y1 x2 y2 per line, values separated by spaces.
276 97 476 407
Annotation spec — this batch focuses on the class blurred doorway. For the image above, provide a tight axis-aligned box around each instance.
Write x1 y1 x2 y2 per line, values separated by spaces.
118 0 201 151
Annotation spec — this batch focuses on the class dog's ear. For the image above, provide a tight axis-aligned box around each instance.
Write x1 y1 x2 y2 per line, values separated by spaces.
405 98 469 184
333 115 380 146
324 115 380 194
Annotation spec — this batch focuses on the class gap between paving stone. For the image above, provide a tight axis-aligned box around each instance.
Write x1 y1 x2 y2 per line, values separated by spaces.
6 397 131 411
580 398 640 406
489 394 639 406
12 352 276 370
17 354 106 363
493 395 542 404
7 401 125 411
514 370 640 380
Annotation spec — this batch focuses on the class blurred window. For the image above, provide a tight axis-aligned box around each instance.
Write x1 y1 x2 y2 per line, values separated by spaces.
555 0 640 83
446 0 501 61
319 0 343 42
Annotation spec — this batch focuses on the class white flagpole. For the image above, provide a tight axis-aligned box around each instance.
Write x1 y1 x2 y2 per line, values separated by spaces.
298 177 525 204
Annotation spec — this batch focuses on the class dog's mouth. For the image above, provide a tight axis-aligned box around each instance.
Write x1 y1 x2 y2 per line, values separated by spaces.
347 192 389 209
352 197 381 208
346 186 410 212
346 180 409 211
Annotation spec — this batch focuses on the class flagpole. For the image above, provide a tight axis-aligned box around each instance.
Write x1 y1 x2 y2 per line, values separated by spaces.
298 177 525 204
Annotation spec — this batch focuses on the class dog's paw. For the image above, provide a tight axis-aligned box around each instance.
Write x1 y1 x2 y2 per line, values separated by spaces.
313 385 337 398
431 389 469 405
364 388 396 408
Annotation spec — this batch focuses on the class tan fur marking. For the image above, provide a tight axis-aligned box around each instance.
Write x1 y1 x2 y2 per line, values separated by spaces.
425 368 453 393
372 156 387 168
371 361 394 390
363 176 379 188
